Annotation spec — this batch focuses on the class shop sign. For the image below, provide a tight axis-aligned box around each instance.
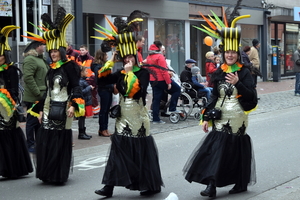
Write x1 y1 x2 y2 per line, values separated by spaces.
0 0 12 17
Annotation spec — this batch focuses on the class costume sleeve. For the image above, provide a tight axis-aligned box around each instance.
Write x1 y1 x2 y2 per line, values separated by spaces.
235 68 257 113
0 88 16 121
98 60 114 78
133 69 149 106
65 62 85 117
23 57 43 98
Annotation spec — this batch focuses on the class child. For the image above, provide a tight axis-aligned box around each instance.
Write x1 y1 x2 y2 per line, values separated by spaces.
214 56 221 68
191 66 213 100
78 66 94 140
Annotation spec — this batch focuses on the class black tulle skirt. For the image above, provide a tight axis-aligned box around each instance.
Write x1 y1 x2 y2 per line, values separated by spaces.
102 134 164 191
35 128 73 183
183 130 256 188
0 127 33 178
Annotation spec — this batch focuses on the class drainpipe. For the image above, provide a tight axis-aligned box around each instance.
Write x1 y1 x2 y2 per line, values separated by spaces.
74 0 83 49
262 10 271 81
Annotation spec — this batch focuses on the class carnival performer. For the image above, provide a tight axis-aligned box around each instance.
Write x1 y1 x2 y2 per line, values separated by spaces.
0 25 33 178
25 6 85 183
92 11 163 197
183 7 257 198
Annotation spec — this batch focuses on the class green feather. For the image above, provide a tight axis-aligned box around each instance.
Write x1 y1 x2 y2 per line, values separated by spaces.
29 22 44 33
210 10 225 28
95 23 116 36
192 26 221 39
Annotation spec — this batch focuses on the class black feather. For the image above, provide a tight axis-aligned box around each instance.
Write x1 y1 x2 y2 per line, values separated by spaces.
225 0 243 26
41 13 55 30
55 6 67 30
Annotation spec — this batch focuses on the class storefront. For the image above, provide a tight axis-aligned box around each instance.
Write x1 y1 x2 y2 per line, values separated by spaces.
270 22 300 77
0 0 54 64
81 0 263 76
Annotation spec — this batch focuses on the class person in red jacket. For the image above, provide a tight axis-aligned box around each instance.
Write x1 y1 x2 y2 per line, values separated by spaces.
205 51 217 87
146 41 181 124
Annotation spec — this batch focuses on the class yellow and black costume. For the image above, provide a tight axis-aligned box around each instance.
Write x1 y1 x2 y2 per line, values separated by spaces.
93 11 163 197
26 6 85 183
0 25 33 178
183 6 257 197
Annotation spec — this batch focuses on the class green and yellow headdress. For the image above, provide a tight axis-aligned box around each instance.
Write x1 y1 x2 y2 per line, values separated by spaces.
194 6 250 52
22 6 74 52
91 10 148 59
0 25 20 64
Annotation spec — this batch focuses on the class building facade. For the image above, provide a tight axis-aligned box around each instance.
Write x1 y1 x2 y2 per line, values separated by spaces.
2 0 300 80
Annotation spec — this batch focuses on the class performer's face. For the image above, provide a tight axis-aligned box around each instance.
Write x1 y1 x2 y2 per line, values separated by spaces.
50 49 61 62
124 55 136 65
224 50 238 66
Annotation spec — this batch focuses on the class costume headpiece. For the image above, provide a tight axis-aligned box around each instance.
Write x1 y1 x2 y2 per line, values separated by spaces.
194 2 250 52
91 10 148 59
0 25 20 64
22 6 74 54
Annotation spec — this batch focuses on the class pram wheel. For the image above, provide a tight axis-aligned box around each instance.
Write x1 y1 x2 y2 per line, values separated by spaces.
194 112 201 120
179 110 187 121
169 113 180 124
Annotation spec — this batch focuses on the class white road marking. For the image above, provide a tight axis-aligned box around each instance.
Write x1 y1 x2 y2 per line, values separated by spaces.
74 156 107 170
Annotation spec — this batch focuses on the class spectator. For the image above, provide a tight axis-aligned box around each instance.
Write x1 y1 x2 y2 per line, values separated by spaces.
293 45 300 96
91 48 113 137
78 66 93 140
22 40 48 153
136 35 145 64
146 41 181 124
77 45 100 118
66 41 79 62
190 66 212 99
248 39 260 87
180 59 197 88
205 51 217 87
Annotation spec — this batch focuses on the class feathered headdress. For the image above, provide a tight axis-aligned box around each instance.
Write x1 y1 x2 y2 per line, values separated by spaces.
0 25 20 64
91 10 148 58
22 6 74 52
194 2 250 52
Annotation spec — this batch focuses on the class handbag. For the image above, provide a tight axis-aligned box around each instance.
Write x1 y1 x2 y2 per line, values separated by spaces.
48 100 67 121
206 94 226 120
109 104 121 118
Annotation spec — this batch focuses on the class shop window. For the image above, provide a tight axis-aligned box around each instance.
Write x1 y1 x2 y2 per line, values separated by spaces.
154 19 185 73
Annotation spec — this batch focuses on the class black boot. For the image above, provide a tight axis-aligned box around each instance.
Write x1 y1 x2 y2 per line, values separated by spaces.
78 128 90 140
200 180 216 198
83 127 92 138
95 185 114 197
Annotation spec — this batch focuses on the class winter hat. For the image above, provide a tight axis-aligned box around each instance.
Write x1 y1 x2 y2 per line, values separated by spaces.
191 66 200 76
185 59 197 64
252 39 259 47
24 41 44 53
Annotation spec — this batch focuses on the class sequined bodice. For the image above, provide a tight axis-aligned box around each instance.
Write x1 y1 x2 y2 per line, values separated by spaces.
214 82 248 135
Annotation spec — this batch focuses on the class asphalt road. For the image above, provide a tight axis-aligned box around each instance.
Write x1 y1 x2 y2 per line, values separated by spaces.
1 105 300 200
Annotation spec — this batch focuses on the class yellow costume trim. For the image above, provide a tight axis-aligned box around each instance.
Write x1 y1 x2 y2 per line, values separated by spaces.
73 98 85 117
27 108 40 117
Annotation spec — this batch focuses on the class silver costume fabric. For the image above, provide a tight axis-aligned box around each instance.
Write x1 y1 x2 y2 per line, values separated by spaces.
214 82 248 135
42 75 72 130
115 95 150 137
